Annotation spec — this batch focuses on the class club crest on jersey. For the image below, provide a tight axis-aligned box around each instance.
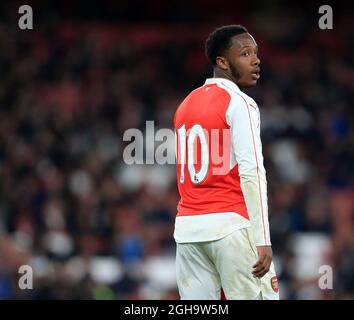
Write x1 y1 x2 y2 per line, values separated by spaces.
271 276 279 293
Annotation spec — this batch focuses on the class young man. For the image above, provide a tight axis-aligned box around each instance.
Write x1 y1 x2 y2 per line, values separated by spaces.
174 25 279 300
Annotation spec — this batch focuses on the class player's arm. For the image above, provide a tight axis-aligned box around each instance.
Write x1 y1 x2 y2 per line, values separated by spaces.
226 96 272 278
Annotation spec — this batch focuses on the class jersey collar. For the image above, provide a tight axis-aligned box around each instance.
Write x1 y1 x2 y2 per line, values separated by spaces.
204 78 241 92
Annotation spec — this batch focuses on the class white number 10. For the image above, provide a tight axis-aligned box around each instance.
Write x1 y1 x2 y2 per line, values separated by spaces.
177 124 209 184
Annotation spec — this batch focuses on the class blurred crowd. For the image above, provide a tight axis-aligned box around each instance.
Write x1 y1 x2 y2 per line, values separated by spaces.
0 1 354 299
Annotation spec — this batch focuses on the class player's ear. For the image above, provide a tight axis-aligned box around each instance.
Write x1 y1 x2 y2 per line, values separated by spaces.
216 56 229 71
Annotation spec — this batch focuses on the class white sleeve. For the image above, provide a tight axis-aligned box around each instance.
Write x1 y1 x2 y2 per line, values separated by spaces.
226 95 271 246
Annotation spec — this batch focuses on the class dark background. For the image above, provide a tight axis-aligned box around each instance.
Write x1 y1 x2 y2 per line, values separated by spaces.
0 0 353 299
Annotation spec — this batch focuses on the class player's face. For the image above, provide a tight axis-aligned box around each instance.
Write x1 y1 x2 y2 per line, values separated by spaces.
226 33 261 88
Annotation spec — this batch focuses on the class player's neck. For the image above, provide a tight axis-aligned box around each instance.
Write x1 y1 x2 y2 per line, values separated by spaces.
213 69 243 91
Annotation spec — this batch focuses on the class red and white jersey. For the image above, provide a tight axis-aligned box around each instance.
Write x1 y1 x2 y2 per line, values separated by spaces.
174 78 271 246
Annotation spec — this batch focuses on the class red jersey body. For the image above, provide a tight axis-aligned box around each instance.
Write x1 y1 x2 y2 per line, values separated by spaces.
174 78 271 246
175 83 249 220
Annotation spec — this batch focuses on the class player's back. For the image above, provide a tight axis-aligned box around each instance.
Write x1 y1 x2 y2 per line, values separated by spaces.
174 82 249 220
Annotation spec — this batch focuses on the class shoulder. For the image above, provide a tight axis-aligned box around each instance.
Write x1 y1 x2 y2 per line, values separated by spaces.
216 82 258 110
221 87 258 119
220 89 259 127
179 84 232 111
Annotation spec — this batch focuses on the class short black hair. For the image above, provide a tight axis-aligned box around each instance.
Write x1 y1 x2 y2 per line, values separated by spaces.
205 25 248 66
